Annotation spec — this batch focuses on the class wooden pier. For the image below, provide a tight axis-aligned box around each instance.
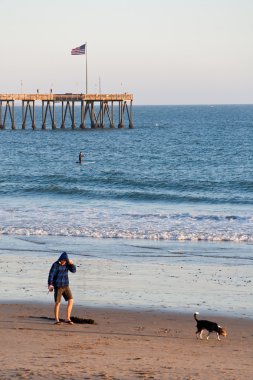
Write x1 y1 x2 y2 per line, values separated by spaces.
0 93 134 130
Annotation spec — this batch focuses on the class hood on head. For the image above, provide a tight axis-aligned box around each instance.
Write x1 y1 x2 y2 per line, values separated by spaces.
58 252 69 262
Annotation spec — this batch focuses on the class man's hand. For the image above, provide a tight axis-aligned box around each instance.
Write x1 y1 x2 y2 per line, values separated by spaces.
48 285 54 292
68 259 74 265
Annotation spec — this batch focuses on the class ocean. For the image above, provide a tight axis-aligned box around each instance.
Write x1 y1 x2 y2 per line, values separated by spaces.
0 105 253 317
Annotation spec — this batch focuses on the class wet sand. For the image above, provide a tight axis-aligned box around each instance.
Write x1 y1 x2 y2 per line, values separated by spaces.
1 236 253 319
0 303 252 380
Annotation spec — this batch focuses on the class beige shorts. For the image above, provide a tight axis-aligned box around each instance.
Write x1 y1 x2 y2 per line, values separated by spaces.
54 286 73 303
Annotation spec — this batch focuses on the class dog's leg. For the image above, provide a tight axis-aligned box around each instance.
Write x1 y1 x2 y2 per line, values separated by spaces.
217 333 221 340
199 330 203 340
206 331 210 340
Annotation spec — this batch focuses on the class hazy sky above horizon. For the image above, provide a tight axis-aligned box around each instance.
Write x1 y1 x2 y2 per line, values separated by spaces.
0 0 252 104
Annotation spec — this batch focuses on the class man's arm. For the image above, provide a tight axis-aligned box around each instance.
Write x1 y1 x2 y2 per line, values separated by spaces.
48 263 57 287
68 259 76 273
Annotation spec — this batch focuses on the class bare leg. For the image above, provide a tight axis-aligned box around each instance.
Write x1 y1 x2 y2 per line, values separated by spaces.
66 299 73 321
54 302 61 322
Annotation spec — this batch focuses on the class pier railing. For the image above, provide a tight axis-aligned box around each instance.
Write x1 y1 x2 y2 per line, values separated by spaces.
0 93 134 130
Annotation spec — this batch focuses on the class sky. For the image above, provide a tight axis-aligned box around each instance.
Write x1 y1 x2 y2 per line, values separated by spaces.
0 0 252 105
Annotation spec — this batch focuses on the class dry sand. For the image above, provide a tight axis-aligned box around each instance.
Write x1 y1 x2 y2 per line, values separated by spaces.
0 303 252 380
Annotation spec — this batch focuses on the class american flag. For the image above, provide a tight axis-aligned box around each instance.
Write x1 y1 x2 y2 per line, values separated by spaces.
71 44 86 55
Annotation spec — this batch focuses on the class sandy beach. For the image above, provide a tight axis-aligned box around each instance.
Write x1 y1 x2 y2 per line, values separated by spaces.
0 303 252 380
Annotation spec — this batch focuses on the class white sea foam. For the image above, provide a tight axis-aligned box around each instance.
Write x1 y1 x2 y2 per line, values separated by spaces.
0 203 253 242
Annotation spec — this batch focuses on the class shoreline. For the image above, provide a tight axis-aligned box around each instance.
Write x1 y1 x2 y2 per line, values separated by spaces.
0 302 253 379
0 235 253 319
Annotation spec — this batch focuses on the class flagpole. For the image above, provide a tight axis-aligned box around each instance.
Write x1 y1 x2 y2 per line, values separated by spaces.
85 42 88 94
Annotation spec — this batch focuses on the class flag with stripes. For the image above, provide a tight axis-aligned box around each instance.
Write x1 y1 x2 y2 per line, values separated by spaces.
71 44 86 55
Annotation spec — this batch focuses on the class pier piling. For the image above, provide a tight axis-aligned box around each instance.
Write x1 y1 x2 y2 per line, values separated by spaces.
0 100 15 129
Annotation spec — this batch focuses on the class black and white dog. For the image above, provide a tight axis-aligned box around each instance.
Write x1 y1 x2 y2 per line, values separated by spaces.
194 312 227 340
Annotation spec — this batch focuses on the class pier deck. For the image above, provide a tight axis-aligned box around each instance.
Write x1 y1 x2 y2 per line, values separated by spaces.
0 93 133 130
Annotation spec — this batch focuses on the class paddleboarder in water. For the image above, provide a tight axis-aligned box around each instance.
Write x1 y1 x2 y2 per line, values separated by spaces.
79 151 84 163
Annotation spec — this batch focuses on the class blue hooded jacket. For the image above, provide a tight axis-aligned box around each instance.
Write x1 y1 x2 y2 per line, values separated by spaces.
48 252 76 288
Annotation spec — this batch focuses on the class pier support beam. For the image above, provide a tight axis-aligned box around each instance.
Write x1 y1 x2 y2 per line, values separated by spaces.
22 100 36 129
110 101 114 128
118 101 124 128
61 101 76 129
90 102 97 128
129 100 134 128
72 101 76 129
99 100 105 129
80 100 85 129
108 102 114 128
52 101 56 129
42 101 56 129
61 101 65 129
123 100 133 129
0 100 15 129
0 100 2 129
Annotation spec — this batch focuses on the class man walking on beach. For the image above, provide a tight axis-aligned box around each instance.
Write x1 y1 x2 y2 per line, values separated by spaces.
48 252 76 325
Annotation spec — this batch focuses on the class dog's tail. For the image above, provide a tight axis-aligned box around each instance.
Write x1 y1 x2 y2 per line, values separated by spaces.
194 312 199 321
